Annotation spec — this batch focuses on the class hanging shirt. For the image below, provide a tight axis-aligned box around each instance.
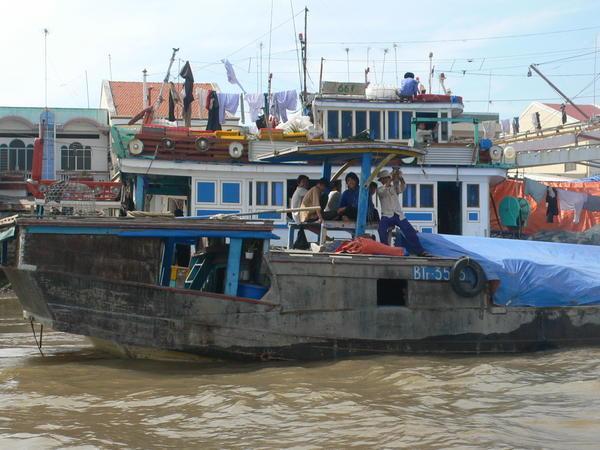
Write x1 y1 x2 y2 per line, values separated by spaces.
271 90 298 122
377 184 405 219
399 78 419 96
583 195 600 212
206 91 221 131
546 188 559 223
245 93 265 121
557 189 587 224
216 93 240 125
524 178 547 204
291 186 307 223
179 61 194 114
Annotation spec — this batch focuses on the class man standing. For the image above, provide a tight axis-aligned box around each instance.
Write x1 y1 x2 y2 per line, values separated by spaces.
376 169 430 256
291 175 309 223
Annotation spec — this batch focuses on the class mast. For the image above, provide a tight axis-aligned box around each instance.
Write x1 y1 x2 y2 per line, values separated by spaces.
302 7 308 109
155 48 179 108
529 64 590 120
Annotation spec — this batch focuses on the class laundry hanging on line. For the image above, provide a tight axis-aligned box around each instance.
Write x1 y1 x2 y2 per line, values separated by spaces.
557 189 587 224
206 91 221 131
245 93 265 121
270 90 298 123
524 178 547 204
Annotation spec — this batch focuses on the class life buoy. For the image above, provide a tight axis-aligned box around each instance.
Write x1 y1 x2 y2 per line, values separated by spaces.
128 139 144 155
228 142 243 158
161 137 175 150
450 257 486 297
195 137 210 152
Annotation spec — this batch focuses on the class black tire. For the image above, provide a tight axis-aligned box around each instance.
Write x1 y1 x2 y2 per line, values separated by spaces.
450 257 486 297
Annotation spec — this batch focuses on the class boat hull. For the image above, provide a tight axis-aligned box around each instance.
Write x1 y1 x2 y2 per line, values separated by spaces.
6 266 600 361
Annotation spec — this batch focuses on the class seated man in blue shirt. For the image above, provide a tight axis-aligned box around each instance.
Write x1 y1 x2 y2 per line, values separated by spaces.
338 172 360 221
398 72 419 98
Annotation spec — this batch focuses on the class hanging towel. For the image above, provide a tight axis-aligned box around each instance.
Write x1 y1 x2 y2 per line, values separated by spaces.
206 91 221 131
245 93 265 121
500 119 510 134
216 93 240 125
271 90 298 122
557 189 587 224
583 194 600 212
524 178 547 204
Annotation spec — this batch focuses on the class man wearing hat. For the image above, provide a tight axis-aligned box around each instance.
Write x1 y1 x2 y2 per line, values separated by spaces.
377 169 430 256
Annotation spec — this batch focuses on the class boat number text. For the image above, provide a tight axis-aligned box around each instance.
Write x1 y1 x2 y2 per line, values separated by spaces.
413 266 459 281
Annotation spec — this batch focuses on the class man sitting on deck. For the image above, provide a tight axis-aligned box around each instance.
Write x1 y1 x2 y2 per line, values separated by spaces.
398 72 419 99
291 175 309 223
376 169 430 256
299 178 333 224
338 172 360 221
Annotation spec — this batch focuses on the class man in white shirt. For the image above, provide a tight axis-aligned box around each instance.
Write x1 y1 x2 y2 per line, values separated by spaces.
376 169 430 256
291 175 309 223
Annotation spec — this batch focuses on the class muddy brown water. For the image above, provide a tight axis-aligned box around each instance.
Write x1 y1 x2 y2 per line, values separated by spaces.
1 298 600 449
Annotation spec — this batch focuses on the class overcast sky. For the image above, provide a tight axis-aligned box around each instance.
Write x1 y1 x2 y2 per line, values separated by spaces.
2 0 599 119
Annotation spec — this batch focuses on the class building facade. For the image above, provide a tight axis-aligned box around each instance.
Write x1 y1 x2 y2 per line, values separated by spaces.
0 107 111 200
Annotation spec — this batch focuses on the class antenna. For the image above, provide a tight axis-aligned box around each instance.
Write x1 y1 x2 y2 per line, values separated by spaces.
259 42 264 92
85 70 90 108
594 33 598 108
393 43 398 87
428 52 433 94
381 48 389 84
108 54 113 80
345 48 350 82
43 28 49 109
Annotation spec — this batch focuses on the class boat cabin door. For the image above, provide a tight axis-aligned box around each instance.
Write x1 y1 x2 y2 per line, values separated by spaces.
437 181 462 235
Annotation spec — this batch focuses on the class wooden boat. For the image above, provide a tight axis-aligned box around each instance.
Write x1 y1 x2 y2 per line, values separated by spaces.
2 143 600 361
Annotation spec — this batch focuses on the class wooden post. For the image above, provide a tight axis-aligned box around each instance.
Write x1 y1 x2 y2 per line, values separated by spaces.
355 152 372 236
225 238 242 296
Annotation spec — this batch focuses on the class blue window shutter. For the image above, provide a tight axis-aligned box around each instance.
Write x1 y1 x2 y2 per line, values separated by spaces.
197 182 215 203
222 182 240 204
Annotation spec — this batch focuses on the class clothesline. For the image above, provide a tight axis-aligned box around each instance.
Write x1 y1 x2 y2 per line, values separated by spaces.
523 177 600 224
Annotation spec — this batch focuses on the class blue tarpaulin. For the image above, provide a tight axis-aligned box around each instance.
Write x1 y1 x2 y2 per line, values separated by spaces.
419 234 600 307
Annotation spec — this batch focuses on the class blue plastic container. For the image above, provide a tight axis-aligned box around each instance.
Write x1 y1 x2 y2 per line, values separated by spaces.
237 283 268 299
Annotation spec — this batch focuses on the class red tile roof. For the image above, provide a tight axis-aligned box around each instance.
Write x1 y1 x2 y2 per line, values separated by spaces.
108 81 216 120
543 103 600 122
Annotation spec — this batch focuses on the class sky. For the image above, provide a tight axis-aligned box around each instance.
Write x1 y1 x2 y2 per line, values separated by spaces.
1 0 599 119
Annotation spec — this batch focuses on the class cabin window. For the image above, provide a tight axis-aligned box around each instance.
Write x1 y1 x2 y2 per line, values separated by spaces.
355 111 367 134
387 111 399 139
341 111 353 138
256 181 269 206
327 110 339 139
401 112 412 139
222 182 241 204
467 184 480 208
440 112 449 141
196 181 216 203
420 184 434 207
369 111 381 139
248 181 253 205
271 181 284 206
402 184 417 208
26 144 33 170
0 144 7 171
377 279 407 306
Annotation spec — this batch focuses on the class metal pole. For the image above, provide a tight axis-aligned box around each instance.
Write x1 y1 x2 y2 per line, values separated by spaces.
85 70 90 108
303 7 308 106
529 64 590 120
142 69 148 108
108 54 113 80
345 48 350 82
393 43 398 87
43 28 48 109
319 57 324 94
155 48 179 108
594 33 598 108
428 52 433 94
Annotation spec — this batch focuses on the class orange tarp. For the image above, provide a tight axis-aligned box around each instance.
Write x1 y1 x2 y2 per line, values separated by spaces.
336 237 406 256
490 179 600 234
